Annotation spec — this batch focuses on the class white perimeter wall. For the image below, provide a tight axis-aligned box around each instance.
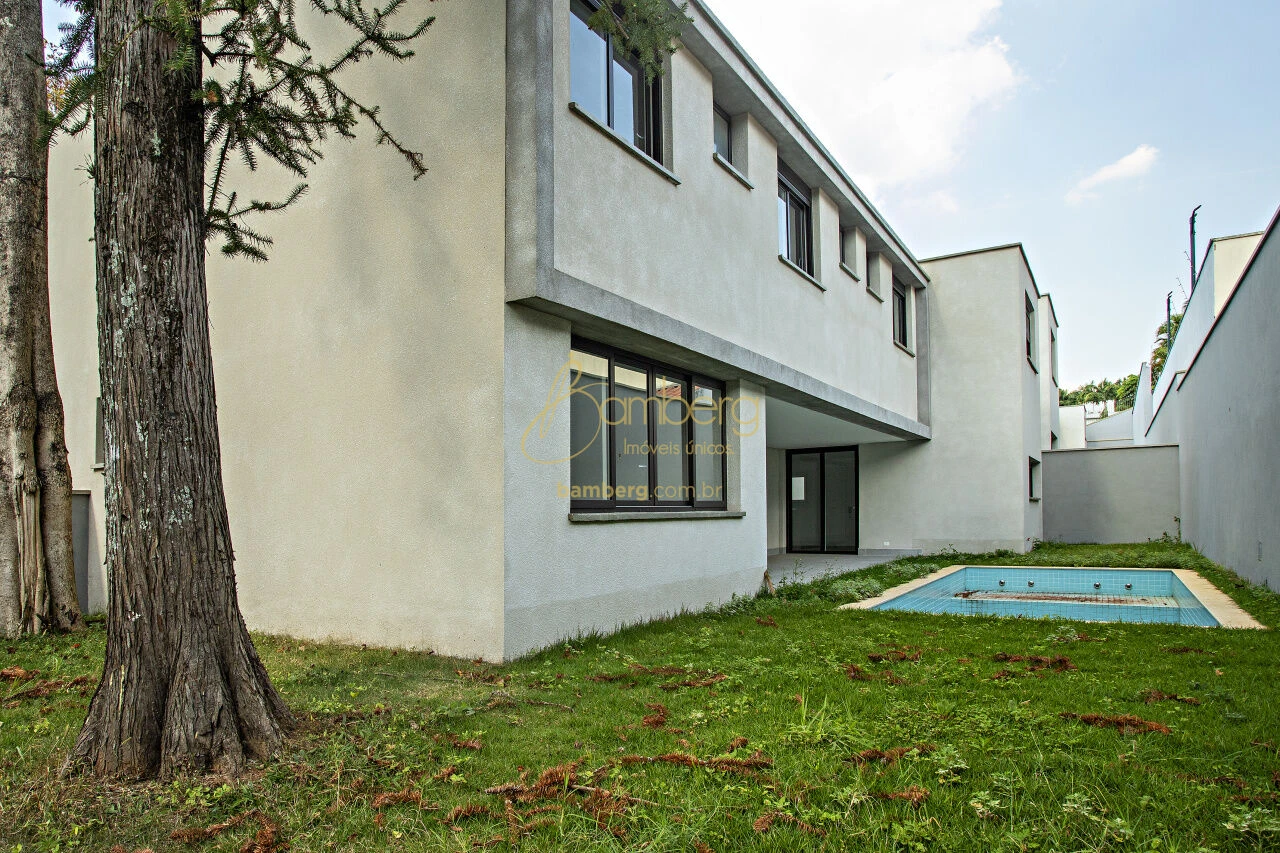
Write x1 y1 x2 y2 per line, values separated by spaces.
1148 215 1280 588
1043 446 1180 544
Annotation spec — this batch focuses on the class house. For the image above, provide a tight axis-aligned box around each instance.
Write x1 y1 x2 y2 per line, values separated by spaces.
48 0 1061 660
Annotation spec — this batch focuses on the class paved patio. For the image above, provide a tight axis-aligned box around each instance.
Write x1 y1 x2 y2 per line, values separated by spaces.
766 550 922 585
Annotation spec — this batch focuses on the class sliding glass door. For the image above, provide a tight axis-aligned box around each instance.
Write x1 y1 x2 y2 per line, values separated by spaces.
786 447 858 554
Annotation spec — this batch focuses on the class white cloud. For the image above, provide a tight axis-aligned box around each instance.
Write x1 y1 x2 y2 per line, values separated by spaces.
703 0 1020 202
1065 144 1160 205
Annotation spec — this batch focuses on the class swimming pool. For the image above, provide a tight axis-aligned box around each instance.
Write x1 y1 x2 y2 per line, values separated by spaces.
842 566 1261 628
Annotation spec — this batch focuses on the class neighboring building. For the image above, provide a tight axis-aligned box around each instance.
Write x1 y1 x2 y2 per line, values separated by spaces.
48 0 1060 659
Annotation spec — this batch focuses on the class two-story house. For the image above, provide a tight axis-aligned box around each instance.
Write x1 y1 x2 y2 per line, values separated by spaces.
48 0 1058 660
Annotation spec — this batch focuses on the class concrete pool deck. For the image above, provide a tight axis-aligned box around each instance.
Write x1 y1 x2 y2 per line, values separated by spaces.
839 565 1266 629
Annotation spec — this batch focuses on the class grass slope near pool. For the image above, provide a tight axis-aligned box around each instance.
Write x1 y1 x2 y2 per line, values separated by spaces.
1 542 1278 851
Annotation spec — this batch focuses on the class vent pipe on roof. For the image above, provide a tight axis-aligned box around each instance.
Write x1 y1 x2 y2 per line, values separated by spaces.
1189 204 1202 291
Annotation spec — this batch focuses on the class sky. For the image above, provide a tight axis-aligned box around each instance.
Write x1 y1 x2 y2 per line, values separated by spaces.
42 1 1280 389
702 0 1280 388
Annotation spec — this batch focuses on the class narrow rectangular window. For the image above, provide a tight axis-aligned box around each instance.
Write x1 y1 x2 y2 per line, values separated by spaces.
1050 330 1058 384
713 104 732 161
94 397 105 466
777 160 812 273
892 279 909 347
1025 295 1037 364
691 384 725 507
1028 457 1041 500
568 349 610 506
568 340 727 512
570 0 663 162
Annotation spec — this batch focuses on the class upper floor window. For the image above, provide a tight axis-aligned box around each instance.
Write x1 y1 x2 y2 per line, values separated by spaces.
892 278 909 347
1050 329 1058 384
777 160 812 274
1025 295 1037 365
713 104 732 161
570 0 662 162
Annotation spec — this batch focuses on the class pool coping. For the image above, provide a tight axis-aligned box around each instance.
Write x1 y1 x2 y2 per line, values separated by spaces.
838 565 1266 630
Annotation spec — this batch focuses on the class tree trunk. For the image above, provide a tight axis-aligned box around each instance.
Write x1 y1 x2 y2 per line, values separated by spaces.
0 0 84 636
66 0 291 778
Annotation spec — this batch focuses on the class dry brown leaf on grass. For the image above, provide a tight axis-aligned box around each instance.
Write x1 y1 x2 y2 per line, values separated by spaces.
876 786 930 807
1140 689 1201 706
449 734 484 751
847 744 936 767
845 664 873 681
694 843 714 853
755 616 778 628
1060 713 1171 735
371 789 439 810
443 803 497 825
641 703 669 728
726 736 749 752
1 666 35 681
170 809 285 852
752 810 826 836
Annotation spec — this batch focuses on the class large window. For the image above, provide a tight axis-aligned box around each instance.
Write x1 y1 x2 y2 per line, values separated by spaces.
568 341 727 511
570 0 662 161
777 159 813 274
892 278 909 348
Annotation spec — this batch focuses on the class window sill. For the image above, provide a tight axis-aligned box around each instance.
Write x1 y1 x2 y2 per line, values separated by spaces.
569 102 680 186
712 152 753 189
894 340 915 358
92 463 105 473
569 510 746 523
865 283 884 303
1029 497 1042 503
1027 356 1039 375
839 262 861 283
777 255 825 291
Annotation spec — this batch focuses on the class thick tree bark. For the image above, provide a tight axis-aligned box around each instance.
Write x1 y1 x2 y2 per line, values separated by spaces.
0 0 84 636
66 1 291 777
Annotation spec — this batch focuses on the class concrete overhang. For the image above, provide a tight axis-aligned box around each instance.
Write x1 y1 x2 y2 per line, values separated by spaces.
512 270 932 443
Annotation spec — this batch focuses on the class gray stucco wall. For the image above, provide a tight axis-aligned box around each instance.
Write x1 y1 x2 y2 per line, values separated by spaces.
1042 446 1181 544
860 247 1043 554
1148 214 1279 588
49 0 511 657
502 306 767 659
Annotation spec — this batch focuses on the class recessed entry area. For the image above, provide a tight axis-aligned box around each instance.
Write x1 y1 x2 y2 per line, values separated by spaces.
787 447 858 554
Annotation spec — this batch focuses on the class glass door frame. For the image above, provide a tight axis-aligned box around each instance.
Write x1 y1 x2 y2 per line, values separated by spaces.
785 446 860 555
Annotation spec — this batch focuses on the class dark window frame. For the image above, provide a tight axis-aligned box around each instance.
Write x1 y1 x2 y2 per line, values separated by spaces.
712 103 733 162
892 278 909 347
777 160 813 273
1028 456 1041 500
569 338 728 513
570 0 664 163
1025 294 1036 363
785 446 860 555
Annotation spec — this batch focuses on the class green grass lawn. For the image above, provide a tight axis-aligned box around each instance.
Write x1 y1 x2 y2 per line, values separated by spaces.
2 542 1278 851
